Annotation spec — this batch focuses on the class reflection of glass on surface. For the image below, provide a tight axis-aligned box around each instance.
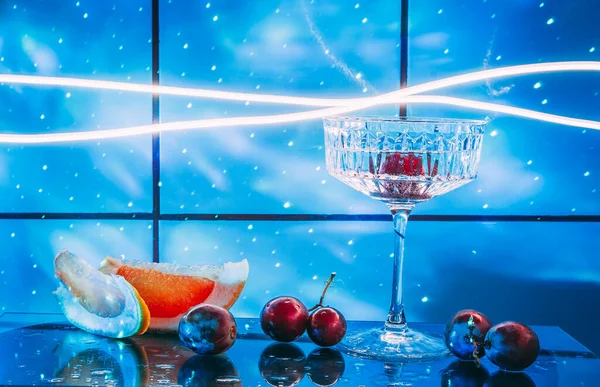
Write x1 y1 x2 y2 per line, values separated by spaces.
324 116 486 361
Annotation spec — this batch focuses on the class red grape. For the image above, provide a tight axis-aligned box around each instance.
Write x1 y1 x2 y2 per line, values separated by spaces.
307 307 347 347
484 321 540 371
261 296 308 342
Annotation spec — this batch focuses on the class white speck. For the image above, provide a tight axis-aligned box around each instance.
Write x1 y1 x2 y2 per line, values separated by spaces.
42 165 47 170
539 2 544 7
119 227 124 231
76 1 79 6
182 148 187 154
139 7 143 11
245 101 250 106
472 250 477 254
421 296 428 302
66 92 71 98
38 188 42 193
275 8 279 13
444 48 449 54
542 99 548 104
571 208 577 212
490 130 498 137
248 224 253 230
496 55 501 60
288 141 294 147
308 228 313 233
187 102 192 108
32 290 36 295
40 114 45 120
128 202 133 207
283 202 291 208
355 73 363 79
527 160 533 165
119 45 123 50
10 233 15 237
211 65 216 71
252 237 257 242
312 275 318 280
483 204 489 209
206 2 210 8
184 246 189 251
250 133 255 138
316 166 321 171
148 225 152 229
275 262 280 267
213 15 218 21
218 78 222 83
348 240 354 245
282 43 287 48
33 264 37 268
83 13 88 18
534 176 539 181
362 87 368 93
590 47 596 53
534 82 542 89
321 180 327 184
438 9 443 14
183 43 188 49
58 38 63 44
362 17 367 23
584 171 590 177
547 18 554 25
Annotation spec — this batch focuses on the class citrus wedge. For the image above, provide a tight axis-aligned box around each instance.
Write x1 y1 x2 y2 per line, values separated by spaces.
53 250 151 338
99 257 249 333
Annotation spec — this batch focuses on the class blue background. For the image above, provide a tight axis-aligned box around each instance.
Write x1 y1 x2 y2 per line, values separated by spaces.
0 0 599 353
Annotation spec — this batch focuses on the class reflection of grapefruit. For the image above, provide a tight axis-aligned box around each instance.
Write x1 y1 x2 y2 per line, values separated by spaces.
99 257 249 333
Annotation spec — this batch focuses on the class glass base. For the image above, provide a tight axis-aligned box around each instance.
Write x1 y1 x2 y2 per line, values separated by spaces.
338 325 451 362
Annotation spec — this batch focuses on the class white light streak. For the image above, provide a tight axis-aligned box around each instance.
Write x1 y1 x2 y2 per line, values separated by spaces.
0 61 598 143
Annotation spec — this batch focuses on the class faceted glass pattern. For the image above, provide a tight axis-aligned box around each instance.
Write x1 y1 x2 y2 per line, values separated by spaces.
324 117 486 203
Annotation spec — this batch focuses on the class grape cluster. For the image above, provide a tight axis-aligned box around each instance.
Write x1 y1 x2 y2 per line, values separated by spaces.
260 273 347 347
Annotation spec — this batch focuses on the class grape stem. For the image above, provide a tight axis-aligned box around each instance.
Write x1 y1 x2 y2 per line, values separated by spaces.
308 272 336 312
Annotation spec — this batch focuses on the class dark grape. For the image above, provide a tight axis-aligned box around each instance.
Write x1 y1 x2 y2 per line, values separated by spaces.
306 348 345 387
178 304 237 355
440 360 490 387
261 296 308 342
258 343 307 387
307 307 347 347
484 322 540 372
178 355 241 387
444 310 493 361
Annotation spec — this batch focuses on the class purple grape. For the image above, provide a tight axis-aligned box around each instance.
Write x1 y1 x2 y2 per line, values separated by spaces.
178 304 237 355
484 322 540 372
444 310 493 361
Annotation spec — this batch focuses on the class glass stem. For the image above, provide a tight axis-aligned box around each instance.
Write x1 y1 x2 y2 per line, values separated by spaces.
386 204 414 329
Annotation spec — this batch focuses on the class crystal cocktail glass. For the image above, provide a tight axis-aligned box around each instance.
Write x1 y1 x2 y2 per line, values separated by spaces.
323 116 486 361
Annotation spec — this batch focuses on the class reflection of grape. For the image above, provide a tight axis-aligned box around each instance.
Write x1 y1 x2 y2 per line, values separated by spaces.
440 360 490 387
178 355 241 387
306 348 345 387
258 343 307 387
489 371 536 387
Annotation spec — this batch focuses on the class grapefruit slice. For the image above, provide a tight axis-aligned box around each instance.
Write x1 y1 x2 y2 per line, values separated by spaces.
99 257 249 333
53 250 150 338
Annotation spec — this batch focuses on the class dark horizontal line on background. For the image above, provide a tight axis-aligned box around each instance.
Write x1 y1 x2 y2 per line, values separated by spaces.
0 212 599 222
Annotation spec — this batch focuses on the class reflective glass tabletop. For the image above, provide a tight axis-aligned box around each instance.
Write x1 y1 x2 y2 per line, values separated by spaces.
0 313 597 386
